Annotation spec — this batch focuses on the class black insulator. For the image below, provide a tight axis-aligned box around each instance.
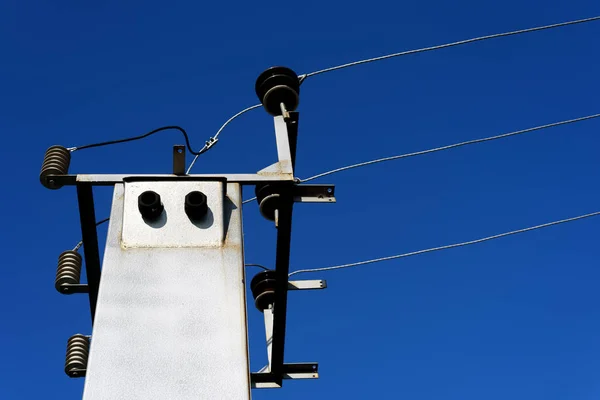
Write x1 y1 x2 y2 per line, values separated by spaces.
55 251 83 294
185 191 208 220
138 191 164 220
255 66 300 116
65 334 89 378
40 145 70 190
255 184 280 221
250 270 277 311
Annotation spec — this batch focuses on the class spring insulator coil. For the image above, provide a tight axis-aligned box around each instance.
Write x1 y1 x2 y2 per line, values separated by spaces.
40 145 70 189
65 334 89 377
55 250 83 293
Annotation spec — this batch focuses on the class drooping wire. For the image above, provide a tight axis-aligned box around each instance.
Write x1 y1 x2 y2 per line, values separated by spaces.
68 126 212 156
240 112 600 205
301 16 600 79
245 263 270 271
288 210 600 276
187 16 600 164
298 113 600 183
73 217 110 252
186 104 262 174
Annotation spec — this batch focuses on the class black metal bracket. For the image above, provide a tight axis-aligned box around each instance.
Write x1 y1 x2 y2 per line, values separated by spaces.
76 184 102 324
251 363 318 388
57 283 89 295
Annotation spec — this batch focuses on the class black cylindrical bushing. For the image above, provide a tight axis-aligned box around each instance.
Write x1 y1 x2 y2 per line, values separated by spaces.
40 145 71 189
255 184 280 221
250 270 277 311
255 66 300 116
185 191 208 220
138 191 164 220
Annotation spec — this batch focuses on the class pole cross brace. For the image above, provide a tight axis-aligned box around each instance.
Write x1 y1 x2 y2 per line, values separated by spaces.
288 280 327 290
251 363 319 389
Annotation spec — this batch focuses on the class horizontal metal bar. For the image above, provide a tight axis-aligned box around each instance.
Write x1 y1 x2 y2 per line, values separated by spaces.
57 284 89 294
251 363 319 388
288 280 327 290
47 173 295 186
293 184 336 203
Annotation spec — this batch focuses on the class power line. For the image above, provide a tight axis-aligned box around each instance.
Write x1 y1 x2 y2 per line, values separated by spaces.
73 217 110 252
299 113 600 183
288 210 600 276
302 16 600 79
188 16 600 165
186 104 262 174
240 113 600 205
245 263 270 271
69 126 211 156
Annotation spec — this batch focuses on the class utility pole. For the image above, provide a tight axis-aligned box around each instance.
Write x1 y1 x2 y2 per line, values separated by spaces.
41 67 335 399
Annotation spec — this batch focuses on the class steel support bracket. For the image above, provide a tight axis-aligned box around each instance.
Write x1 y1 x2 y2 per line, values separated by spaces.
288 280 327 290
293 184 336 203
251 363 319 389
57 283 90 295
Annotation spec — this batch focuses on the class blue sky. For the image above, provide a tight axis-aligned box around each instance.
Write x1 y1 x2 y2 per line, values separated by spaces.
1 1 600 399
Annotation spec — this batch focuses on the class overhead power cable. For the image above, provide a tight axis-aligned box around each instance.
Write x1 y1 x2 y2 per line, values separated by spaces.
186 104 262 173
299 113 600 183
301 16 600 79
188 15 600 166
241 112 600 205
68 126 212 156
73 217 110 252
288 210 600 276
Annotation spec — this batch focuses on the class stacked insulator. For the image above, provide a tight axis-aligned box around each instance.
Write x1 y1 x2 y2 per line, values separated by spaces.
55 250 83 294
250 270 277 311
39 145 70 189
65 334 90 377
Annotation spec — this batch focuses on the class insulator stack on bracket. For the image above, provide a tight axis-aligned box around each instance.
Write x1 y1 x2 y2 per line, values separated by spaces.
40 145 70 189
55 250 89 294
65 334 90 378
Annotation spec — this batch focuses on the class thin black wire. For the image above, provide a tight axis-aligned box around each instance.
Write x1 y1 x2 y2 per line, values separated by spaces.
71 126 209 156
245 263 270 271
73 217 110 252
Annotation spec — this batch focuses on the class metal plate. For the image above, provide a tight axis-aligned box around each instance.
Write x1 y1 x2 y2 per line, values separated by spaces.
121 181 225 248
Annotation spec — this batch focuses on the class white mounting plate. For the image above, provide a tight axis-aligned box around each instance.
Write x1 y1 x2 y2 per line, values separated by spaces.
121 181 225 248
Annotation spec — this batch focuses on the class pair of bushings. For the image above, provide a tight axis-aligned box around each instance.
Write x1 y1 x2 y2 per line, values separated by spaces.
138 190 208 221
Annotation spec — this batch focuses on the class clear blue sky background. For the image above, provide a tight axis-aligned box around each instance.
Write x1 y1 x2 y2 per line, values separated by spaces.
1 1 599 399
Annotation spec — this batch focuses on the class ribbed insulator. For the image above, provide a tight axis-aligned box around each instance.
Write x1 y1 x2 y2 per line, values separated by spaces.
250 270 277 311
65 334 89 378
55 251 82 294
39 145 70 189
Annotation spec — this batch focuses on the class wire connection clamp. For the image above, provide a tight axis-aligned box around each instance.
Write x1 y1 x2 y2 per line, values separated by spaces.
55 250 90 294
